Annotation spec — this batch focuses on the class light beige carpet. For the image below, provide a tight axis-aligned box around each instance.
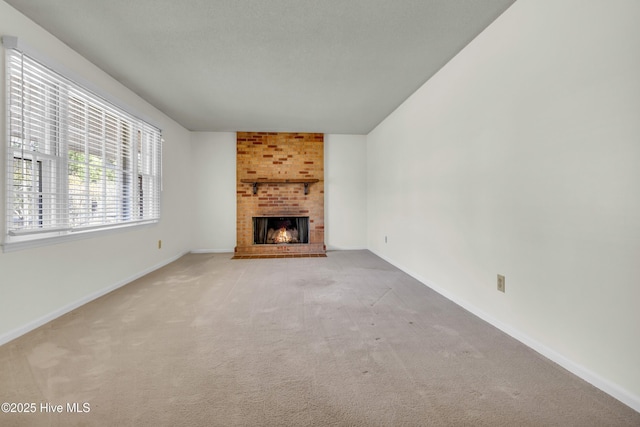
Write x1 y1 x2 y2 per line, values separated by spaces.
1 250 638 426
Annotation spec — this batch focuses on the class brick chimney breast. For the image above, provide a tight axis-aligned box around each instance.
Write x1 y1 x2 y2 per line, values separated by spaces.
235 132 325 257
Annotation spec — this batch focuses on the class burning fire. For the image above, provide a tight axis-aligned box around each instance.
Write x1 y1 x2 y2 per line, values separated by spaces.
274 227 292 243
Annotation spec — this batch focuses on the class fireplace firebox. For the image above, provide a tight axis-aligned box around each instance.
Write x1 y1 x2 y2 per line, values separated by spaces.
253 217 309 245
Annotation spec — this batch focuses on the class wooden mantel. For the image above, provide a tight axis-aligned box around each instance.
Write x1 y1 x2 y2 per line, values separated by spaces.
240 178 320 195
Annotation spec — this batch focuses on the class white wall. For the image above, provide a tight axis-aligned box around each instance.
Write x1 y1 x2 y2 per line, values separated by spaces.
190 132 368 252
367 0 640 411
0 1 192 343
325 134 367 250
190 132 237 252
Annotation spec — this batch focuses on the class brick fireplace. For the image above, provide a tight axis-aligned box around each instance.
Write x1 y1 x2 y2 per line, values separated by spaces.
234 132 326 258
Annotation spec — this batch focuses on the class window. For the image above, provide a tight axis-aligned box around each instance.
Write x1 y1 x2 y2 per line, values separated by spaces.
4 45 162 249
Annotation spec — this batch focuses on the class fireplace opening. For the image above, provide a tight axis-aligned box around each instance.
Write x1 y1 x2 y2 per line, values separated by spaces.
253 217 309 244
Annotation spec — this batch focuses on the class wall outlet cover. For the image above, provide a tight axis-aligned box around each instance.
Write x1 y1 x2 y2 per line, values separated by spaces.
497 274 505 292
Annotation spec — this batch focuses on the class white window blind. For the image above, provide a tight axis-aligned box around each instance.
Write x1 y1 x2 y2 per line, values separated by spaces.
5 45 162 248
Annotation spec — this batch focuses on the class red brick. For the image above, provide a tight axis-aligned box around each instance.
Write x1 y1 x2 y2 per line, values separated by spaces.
236 132 324 256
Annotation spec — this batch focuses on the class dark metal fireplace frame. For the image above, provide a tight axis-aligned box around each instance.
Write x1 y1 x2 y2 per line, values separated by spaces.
252 216 310 245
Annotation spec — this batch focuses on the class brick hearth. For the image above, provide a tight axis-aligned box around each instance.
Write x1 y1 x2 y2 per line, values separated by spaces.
234 132 325 257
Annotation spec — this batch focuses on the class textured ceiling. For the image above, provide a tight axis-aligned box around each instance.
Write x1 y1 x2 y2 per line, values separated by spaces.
5 0 515 134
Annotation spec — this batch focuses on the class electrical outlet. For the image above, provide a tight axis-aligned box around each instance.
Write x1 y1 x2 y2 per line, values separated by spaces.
497 274 505 293
385 236 388 243
158 239 162 249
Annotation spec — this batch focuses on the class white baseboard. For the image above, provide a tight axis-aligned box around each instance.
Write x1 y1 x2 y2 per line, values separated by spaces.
325 246 368 251
368 249 640 414
0 251 188 347
189 249 235 254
